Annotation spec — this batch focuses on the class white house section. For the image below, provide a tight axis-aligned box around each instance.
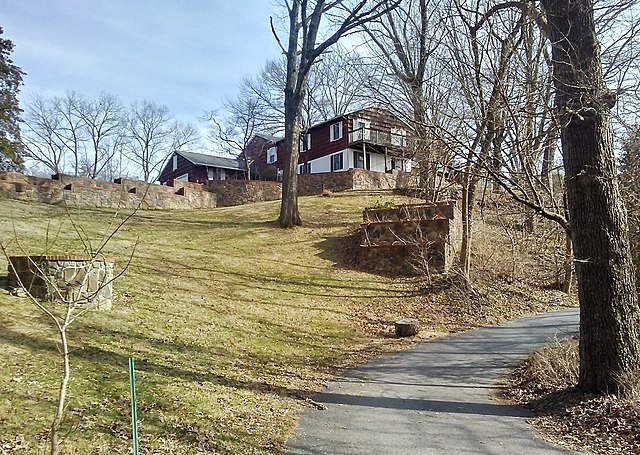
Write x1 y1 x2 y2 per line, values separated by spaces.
297 148 410 174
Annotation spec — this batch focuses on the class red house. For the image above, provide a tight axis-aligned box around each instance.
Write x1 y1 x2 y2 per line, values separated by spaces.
268 107 413 177
157 151 246 185
244 133 282 180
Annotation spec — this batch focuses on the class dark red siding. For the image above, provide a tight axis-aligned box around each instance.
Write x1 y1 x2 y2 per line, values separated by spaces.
158 154 196 184
273 108 412 171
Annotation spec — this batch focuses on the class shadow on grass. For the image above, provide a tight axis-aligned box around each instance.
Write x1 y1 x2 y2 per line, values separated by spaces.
314 233 417 280
0 323 315 402
141 259 420 299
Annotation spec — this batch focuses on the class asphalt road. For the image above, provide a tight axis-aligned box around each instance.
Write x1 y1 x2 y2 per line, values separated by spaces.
283 308 581 455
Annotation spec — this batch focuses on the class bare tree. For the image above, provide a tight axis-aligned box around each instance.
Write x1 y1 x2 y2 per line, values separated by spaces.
22 94 68 174
308 44 367 120
240 58 288 135
541 0 640 396
1 207 137 455
272 0 401 227
363 0 451 198
22 92 128 179
125 100 175 182
203 81 280 179
77 92 126 179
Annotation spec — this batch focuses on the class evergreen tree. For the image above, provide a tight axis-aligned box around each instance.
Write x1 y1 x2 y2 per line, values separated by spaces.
0 27 25 171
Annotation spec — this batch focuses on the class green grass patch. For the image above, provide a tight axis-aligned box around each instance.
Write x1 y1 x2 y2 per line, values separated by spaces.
0 191 419 454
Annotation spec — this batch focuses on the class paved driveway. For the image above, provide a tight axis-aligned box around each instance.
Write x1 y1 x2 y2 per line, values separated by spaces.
283 308 581 454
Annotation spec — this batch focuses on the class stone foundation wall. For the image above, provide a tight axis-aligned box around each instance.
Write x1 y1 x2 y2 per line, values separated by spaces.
298 169 412 196
205 179 282 207
8 255 114 309
0 172 217 210
298 171 354 196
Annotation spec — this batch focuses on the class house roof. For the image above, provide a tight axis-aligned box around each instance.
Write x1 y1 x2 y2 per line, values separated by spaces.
254 133 282 143
176 151 245 171
313 106 414 131
274 107 413 145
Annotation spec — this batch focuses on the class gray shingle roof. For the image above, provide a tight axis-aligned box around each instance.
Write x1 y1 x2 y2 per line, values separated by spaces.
177 151 245 170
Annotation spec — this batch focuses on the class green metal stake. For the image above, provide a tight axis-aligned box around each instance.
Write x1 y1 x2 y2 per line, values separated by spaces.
128 357 139 455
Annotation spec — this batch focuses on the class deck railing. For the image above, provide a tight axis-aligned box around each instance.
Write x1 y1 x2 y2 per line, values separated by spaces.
349 127 411 149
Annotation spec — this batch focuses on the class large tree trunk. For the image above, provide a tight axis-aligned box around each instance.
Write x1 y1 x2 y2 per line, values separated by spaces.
278 99 303 227
542 0 640 396
277 1 304 228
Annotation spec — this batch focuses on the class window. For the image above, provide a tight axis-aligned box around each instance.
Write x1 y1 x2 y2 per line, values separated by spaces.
354 151 365 169
391 128 406 146
208 167 223 180
330 121 343 141
301 133 311 152
172 155 178 171
331 152 343 171
267 147 277 164
176 172 189 181
298 163 311 174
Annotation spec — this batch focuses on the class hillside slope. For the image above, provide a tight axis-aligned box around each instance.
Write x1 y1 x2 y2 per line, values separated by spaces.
0 191 574 454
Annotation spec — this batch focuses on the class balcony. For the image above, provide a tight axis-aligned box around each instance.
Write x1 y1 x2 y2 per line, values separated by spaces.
348 127 412 153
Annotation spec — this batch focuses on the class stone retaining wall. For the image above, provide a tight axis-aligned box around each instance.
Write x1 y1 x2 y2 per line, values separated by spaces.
205 179 282 207
359 201 462 275
8 255 114 310
0 172 217 209
0 168 415 210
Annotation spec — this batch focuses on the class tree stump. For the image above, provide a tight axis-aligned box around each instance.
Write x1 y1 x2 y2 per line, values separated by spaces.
395 318 420 337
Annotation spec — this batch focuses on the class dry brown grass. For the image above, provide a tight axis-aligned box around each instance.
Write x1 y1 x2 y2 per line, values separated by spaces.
505 339 640 454
0 189 582 454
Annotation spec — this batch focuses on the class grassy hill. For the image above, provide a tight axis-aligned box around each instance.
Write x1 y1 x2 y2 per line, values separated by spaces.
0 191 573 454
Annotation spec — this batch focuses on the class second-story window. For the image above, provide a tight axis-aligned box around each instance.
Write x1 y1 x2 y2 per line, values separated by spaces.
267 147 277 164
330 121 343 141
353 119 370 141
172 155 178 171
391 128 406 146
301 133 311 152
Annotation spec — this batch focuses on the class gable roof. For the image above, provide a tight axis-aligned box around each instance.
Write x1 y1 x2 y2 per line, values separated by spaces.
176 151 245 171
253 133 282 143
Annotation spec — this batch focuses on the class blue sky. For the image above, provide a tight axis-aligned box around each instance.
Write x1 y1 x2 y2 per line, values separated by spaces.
1 0 284 124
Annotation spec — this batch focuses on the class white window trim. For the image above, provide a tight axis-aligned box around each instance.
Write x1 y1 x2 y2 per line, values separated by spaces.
176 172 189 181
301 133 311 152
267 147 277 164
172 155 178 171
331 152 344 171
330 121 343 142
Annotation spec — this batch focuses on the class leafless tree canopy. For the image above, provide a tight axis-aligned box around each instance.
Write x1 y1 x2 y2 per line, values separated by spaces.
22 94 199 182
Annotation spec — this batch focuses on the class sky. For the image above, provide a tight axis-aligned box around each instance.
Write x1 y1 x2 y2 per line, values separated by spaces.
1 0 285 124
